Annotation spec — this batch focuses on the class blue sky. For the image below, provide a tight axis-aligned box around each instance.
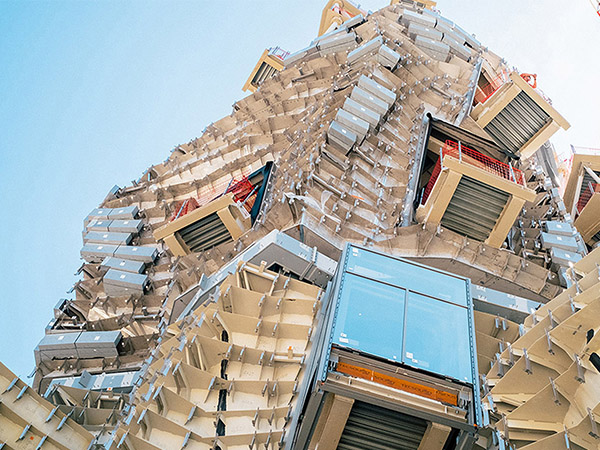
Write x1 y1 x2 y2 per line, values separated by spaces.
0 1 598 379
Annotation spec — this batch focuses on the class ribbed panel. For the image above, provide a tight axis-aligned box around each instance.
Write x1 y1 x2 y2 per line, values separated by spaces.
252 61 278 87
484 91 550 153
441 176 510 242
337 401 428 450
177 212 233 253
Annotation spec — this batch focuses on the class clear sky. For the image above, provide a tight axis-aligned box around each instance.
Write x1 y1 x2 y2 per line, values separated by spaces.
0 0 598 380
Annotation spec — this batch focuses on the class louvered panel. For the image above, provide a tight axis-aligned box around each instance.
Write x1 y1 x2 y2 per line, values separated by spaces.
177 212 233 253
252 62 278 87
337 401 428 450
484 91 550 153
441 176 510 242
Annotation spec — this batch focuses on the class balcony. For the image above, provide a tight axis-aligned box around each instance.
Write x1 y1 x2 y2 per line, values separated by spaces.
416 140 536 248
153 162 272 256
242 46 288 92
470 72 570 159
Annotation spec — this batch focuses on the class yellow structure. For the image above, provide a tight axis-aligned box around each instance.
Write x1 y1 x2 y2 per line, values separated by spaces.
563 151 600 245
471 72 570 159
242 48 285 93
317 0 363 36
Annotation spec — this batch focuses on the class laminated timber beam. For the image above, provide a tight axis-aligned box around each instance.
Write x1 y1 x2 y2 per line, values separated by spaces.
307 393 354 450
417 422 452 450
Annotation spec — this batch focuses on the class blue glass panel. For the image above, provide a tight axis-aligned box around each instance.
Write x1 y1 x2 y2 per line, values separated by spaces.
403 292 473 383
332 273 406 363
345 246 468 306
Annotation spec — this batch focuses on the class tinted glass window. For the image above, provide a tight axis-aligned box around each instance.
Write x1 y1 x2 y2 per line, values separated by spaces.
333 273 406 362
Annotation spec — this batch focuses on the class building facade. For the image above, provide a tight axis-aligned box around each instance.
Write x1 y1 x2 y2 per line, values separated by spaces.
1 1 600 449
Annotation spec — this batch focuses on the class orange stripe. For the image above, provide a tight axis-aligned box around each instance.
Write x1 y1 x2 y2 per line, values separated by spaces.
336 362 458 406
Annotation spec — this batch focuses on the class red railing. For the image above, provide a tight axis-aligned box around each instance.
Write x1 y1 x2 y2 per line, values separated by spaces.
170 176 258 221
577 183 600 214
268 46 290 61
420 140 526 206
473 73 506 105
443 140 526 186
421 157 442 205
170 198 200 221
223 177 257 213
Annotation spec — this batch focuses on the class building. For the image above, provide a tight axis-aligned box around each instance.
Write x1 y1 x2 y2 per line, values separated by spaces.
1 1 600 449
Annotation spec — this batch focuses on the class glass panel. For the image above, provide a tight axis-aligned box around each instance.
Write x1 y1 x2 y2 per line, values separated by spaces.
346 246 468 306
403 292 473 383
332 273 406 363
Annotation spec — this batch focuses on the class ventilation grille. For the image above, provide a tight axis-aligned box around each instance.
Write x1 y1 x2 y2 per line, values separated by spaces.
176 212 232 253
484 91 550 154
252 61 278 87
441 176 510 242
337 401 429 450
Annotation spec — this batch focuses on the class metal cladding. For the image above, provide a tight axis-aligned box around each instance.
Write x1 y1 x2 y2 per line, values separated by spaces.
1 1 598 450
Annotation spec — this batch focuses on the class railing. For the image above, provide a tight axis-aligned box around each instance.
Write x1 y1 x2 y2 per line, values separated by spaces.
421 157 441 205
331 0 364 18
170 175 258 221
170 198 200 221
443 140 526 186
577 182 600 214
268 46 290 61
420 140 526 206
473 72 506 105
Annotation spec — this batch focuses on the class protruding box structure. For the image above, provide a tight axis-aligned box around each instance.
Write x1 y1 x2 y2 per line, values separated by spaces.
563 151 600 246
242 47 287 92
471 72 570 159
291 244 480 449
153 192 251 256
416 139 536 248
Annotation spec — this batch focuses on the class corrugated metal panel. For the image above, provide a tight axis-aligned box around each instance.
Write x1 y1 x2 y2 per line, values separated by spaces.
484 91 550 154
251 61 278 87
177 212 233 253
441 176 509 242
337 401 428 450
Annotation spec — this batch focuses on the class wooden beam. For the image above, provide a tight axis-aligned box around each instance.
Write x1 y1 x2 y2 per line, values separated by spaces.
308 393 355 450
417 422 452 450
